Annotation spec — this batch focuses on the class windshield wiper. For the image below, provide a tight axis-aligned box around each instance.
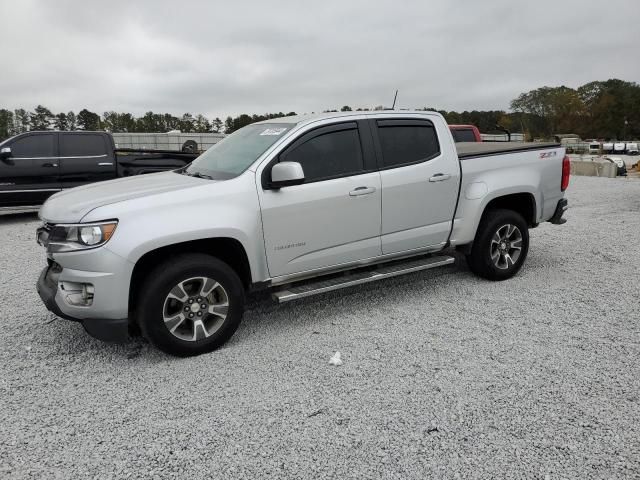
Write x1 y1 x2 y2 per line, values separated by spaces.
186 171 215 180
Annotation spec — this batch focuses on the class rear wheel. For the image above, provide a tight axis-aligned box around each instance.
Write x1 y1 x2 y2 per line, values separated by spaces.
466 209 529 281
137 254 245 356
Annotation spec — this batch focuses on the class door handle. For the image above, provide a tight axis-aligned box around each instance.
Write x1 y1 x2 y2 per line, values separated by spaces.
98 162 114 166
429 173 451 182
349 186 376 196
42 163 58 168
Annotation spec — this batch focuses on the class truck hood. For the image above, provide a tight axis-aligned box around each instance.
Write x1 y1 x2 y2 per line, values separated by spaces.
40 171 212 223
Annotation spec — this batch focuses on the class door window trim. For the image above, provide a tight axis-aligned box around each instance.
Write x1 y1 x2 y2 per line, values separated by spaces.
6 132 58 159
370 118 441 171
261 120 377 189
59 132 109 157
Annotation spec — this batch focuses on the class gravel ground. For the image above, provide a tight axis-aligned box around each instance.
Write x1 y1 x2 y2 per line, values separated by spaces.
1 176 639 479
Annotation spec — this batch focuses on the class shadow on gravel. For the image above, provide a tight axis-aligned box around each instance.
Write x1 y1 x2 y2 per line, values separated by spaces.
241 260 463 333
39 252 469 360
0 212 39 225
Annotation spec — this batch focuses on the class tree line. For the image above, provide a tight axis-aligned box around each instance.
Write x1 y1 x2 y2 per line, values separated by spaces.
1 78 638 142
0 106 302 141
425 79 639 140
0 107 228 141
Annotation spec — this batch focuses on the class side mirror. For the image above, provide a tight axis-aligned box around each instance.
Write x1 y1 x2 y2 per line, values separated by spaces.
0 147 11 162
270 161 305 189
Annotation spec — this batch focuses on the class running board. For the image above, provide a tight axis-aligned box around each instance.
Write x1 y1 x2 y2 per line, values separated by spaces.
272 255 455 303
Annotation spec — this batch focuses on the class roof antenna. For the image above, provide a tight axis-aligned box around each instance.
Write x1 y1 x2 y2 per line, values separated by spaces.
391 90 398 109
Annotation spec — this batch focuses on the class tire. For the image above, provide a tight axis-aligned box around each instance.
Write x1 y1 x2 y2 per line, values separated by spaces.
181 140 198 153
466 209 529 281
137 254 245 357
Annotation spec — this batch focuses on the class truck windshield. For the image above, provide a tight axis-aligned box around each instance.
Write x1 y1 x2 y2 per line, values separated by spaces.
183 123 294 179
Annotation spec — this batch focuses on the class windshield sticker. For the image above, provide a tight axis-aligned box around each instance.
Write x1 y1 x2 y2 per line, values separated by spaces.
260 128 287 136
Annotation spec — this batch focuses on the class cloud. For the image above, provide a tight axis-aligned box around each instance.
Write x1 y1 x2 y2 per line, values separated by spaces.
1 0 638 118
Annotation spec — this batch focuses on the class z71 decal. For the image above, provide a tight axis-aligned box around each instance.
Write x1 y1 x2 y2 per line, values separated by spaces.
540 151 557 159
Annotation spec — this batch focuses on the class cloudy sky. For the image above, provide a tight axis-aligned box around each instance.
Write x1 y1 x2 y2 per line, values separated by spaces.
1 0 638 118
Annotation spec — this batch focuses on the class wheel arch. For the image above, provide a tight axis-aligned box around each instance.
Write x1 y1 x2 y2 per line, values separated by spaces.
482 192 537 227
128 237 252 315
454 191 537 254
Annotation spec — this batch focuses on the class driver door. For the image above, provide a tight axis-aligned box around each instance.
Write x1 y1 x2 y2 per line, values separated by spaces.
0 132 61 206
258 121 382 279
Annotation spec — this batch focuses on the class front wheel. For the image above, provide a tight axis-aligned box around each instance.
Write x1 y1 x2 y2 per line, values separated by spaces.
466 209 529 281
137 254 245 356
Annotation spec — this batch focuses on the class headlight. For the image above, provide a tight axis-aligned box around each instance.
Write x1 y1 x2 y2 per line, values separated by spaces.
47 221 118 253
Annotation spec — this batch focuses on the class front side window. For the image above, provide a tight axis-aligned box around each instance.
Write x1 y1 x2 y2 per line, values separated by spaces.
280 125 364 182
185 123 294 180
10 134 55 158
377 120 440 168
60 134 107 156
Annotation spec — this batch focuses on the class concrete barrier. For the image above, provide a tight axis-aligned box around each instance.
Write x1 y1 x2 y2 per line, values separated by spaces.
570 160 617 178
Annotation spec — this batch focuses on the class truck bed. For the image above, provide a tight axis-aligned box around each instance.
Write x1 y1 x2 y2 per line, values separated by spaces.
456 142 561 159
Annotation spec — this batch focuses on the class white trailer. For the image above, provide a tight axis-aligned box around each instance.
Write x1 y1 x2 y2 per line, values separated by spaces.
112 131 225 153
480 133 525 142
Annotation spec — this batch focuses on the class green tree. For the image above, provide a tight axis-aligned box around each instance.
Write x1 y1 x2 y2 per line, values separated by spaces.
54 112 68 130
511 86 585 136
340 105 352 111
224 116 234 133
161 113 180 132
13 109 29 134
211 117 223 133
77 109 101 130
136 111 164 132
193 114 211 133
66 111 77 130
103 111 138 132
0 109 14 140
102 111 119 132
578 79 640 138
179 113 195 133
30 105 54 130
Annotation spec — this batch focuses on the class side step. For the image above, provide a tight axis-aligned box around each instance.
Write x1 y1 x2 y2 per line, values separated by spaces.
272 255 455 303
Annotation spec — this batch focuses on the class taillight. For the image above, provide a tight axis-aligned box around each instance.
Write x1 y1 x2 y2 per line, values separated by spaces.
561 155 570 191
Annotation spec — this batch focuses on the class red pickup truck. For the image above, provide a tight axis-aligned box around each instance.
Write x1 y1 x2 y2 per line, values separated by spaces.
449 124 482 142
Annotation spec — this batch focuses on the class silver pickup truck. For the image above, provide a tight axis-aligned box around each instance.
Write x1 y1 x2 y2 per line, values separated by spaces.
36 111 569 356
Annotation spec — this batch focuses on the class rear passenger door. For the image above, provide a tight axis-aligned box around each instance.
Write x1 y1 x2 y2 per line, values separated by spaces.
373 118 460 255
259 121 382 278
59 133 116 188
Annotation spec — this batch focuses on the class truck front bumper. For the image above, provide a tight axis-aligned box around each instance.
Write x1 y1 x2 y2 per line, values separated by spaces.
36 263 130 343
549 198 568 225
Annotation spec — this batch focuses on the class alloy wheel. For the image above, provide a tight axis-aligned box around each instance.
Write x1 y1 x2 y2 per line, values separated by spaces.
490 224 523 270
162 277 229 341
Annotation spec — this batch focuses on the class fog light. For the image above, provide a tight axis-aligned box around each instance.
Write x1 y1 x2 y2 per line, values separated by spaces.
59 281 94 306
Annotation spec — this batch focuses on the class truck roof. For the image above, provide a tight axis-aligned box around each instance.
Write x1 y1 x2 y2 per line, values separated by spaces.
255 110 441 126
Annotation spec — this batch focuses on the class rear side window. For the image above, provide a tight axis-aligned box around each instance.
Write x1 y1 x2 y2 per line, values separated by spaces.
10 134 55 158
281 124 364 182
60 134 108 156
451 128 477 143
376 120 440 168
